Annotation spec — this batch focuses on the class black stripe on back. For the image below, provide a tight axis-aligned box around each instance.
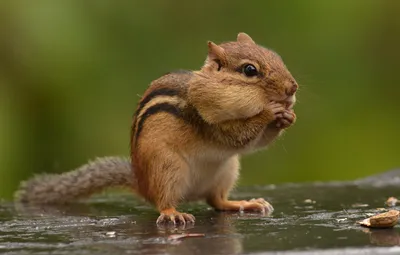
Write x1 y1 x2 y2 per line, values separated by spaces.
136 88 179 118
134 103 183 146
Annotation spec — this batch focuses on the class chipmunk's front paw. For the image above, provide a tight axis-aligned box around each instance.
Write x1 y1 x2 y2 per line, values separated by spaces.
265 101 286 121
213 198 274 215
239 198 274 214
156 208 195 225
275 109 296 129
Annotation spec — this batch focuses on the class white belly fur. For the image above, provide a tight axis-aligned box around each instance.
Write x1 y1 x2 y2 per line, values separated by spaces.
183 147 240 201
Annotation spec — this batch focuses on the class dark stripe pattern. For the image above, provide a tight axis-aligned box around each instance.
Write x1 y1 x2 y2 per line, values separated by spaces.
134 103 182 146
135 88 180 118
132 88 180 143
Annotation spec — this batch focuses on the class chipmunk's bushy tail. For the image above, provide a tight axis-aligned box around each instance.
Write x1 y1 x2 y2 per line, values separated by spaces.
15 157 135 204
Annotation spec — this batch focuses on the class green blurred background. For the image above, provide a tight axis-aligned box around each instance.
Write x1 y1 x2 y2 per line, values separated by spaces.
0 1 399 199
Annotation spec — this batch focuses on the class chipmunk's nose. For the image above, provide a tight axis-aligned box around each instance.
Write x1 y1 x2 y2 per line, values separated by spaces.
286 81 298 96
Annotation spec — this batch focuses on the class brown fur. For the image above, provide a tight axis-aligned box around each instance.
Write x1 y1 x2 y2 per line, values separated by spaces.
15 33 298 224
131 32 298 223
15 157 134 204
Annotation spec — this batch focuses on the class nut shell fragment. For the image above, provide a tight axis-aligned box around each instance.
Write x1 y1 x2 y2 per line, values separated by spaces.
359 210 400 228
386 197 398 207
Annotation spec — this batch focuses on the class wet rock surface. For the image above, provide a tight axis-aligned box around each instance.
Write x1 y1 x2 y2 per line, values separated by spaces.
2 170 400 254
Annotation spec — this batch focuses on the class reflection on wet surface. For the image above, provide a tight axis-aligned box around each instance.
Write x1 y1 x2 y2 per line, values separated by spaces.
2 175 400 254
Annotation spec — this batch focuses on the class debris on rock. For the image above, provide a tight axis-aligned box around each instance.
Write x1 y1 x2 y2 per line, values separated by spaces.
358 210 399 228
168 233 205 241
386 197 398 207
304 199 316 204
351 203 369 208
105 231 116 237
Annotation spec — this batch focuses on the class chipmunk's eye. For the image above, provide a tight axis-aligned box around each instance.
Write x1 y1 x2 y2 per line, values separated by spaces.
243 64 258 77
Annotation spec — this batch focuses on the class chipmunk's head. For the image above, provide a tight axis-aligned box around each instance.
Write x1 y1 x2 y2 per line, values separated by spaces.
202 32 298 109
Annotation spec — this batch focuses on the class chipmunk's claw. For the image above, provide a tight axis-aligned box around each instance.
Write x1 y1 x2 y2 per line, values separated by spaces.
156 211 195 225
247 198 274 214
276 109 296 129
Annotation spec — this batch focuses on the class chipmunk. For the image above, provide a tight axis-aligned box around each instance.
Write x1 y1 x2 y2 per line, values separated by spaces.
15 33 298 225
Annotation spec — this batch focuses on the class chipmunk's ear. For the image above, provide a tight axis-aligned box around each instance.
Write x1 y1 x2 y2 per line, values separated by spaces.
207 41 227 64
237 32 255 45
